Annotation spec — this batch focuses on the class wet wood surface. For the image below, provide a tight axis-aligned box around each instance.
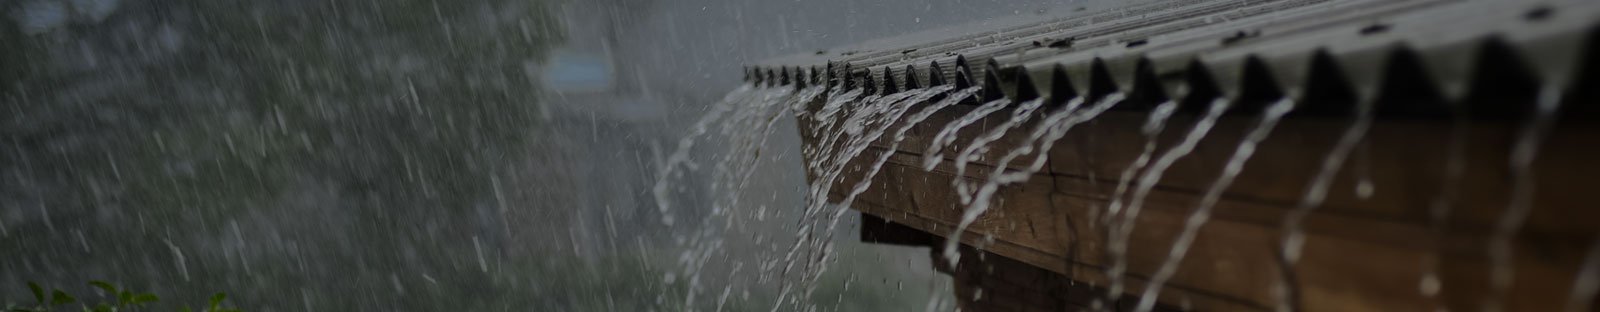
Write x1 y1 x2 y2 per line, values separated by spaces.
801 97 1600 311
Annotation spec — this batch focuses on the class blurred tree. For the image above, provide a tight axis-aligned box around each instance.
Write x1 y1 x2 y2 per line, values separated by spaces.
0 0 675 310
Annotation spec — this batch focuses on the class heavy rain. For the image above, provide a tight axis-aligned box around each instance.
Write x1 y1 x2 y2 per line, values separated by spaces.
5 0 1599 311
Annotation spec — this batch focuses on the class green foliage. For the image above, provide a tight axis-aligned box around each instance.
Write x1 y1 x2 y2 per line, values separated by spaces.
26 283 42 306
47 291 72 306
5 281 221 312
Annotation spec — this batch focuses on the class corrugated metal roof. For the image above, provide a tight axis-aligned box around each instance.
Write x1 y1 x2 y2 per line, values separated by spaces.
746 0 1598 117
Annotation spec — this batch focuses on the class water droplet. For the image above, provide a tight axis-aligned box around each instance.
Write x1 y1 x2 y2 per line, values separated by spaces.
1419 274 1441 296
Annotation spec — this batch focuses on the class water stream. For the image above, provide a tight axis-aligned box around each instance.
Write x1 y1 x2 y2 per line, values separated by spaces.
1419 106 1470 302
1101 101 1181 227
940 93 1124 265
658 67 1571 311
1568 237 1600 312
653 85 762 227
952 98 1045 205
824 87 972 225
1484 86 1564 311
771 86 967 309
802 86 970 302
1100 98 1235 302
1134 98 1297 312
661 85 798 307
1274 98 1374 310
1104 98 1232 302
921 99 1015 171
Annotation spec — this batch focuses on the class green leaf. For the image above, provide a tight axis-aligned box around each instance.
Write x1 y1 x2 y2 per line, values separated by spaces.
50 289 77 306
87 281 118 297
207 293 226 310
26 282 44 304
129 293 158 305
91 303 114 312
117 291 132 306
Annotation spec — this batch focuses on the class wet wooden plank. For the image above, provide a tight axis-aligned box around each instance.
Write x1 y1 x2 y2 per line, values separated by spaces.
813 103 1600 311
1046 110 1600 238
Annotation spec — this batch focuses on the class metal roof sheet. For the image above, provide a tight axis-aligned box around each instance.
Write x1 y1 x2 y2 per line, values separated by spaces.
746 0 1599 117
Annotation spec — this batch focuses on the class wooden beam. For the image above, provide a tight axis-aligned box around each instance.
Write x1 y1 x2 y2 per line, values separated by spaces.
811 103 1600 311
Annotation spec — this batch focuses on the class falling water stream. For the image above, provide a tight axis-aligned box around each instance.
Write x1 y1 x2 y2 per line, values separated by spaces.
1133 98 1297 312
654 85 761 227
803 88 869 172
1104 98 1232 303
652 66 1577 311
1569 237 1600 312
799 88 946 254
1274 99 1374 310
941 93 1124 265
712 88 801 209
643 81 945 310
952 98 1045 205
817 86 971 228
800 86 972 302
775 86 968 309
1091 99 1179 308
637 82 977 310
1419 105 1470 303
655 85 798 307
824 86 971 226
1484 86 1564 311
9 0 1594 309
922 99 1015 171
698 86 803 297
1101 101 1181 227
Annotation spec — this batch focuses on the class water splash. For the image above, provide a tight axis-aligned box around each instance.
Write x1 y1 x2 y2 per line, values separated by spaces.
1134 98 1296 312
